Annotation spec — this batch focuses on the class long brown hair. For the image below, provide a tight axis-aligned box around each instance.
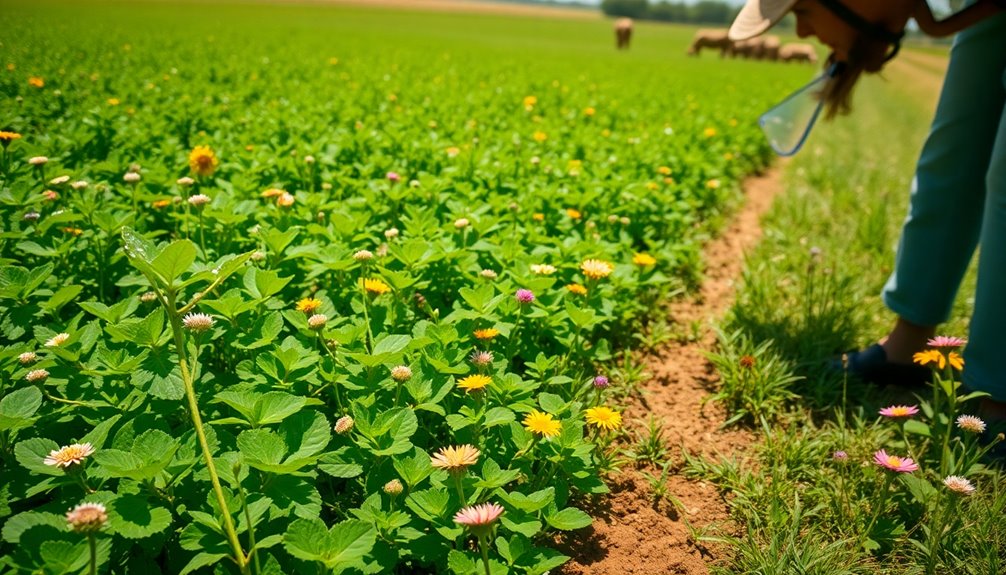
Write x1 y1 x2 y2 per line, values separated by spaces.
818 34 893 119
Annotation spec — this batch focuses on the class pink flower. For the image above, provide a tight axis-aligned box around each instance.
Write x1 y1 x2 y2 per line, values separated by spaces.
454 502 504 527
593 375 610 389
515 289 535 304
386 171 400 182
927 336 966 348
873 449 919 473
878 405 919 418
832 450 848 461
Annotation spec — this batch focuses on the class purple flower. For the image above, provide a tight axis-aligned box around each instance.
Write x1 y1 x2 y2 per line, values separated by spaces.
386 171 400 183
832 450 848 462
515 289 535 304
593 375 609 389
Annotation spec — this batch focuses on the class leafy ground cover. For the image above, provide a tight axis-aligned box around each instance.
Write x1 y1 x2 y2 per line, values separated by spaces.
696 54 1006 574
0 3 814 574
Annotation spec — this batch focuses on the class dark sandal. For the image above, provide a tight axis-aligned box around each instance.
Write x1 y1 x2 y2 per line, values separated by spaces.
836 343 931 388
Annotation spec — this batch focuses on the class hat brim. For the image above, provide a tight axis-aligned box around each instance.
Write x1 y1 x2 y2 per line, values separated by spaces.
729 0 798 41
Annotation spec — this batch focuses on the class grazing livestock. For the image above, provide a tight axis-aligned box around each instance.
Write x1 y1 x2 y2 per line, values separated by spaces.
687 28 732 57
761 35 781 61
614 18 633 50
778 43 818 64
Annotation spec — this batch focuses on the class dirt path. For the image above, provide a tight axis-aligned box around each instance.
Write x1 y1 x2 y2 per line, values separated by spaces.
558 168 783 574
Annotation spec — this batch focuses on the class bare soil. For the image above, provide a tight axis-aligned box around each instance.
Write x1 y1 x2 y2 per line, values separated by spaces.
557 168 783 574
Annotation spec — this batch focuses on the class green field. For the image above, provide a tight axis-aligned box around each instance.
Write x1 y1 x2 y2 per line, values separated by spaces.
0 2 819 574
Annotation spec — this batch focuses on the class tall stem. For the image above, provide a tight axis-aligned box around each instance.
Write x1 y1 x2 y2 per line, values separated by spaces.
167 291 248 574
477 534 492 575
87 534 97 575
864 473 894 543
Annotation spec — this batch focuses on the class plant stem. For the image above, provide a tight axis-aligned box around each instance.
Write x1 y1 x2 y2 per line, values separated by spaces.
238 480 262 575
477 533 491 575
166 291 248 574
452 472 467 506
87 534 97 575
864 472 894 544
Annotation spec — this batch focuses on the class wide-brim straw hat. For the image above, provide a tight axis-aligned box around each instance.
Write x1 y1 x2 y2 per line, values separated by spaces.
729 0 799 40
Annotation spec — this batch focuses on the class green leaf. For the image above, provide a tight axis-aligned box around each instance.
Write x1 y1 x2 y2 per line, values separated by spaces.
545 507 592 531
393 450 435 488
106 308 165 347
179 552 228 575
151 240 197 285
405 488 450 521
476 458 520 489
537 393 566 415
121 227 166 286
498 488 554 513
108 495 172 539
903 419 931 438
283 518 376 569
319 462 364 478
447 550 479 575
1 511 65 543
372 334 411 356
14 437 63 476
237 429 286 466
0 387 43 432
524 547 569 575
483 407 515 428
564 299 596 328
256 391 309 426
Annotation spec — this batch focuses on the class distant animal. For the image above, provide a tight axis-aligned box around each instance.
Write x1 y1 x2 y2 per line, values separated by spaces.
778 43 819 63
687 28 731 57
761 35 781 61
728 37 764 59
614 18 633 50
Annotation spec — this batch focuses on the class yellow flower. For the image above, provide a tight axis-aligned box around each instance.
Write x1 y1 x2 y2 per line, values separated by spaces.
948 352 964 370
913 349 945 370
107 98 120 106
523 410 562 437
28 76 44 88
296 298 322 314
533 131 547 143
430 444 480 472
473 328 500 341
530 264 557 275
632 253 656 266
188 145 219 177
645 182 659 191
446 146 460 157
0 131 22 144
261 188 285 198
329 57 339 65
566 208 582 220
152 199 171 209
532 213 545 222
706 179 720 189
583 106 595 116
566 283 588 296
581 259 613 280
457 374 491 393
361 278 391 295
585 407 622 431
657 166 671 175
704 127 717 138
523 95 537 108
44 443 95 467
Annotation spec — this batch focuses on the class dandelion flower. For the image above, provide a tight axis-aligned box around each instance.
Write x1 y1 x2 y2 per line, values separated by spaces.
948 352 964 370
66 502 108 533
533 131 547 143
361 278 391 295
632 253 656 266
523 95 537 108
0 131 22 145
261 188 284 198
473 328 500 341
296 298 322 314
431 444 480 472
454 502 504 527
515 289 535 304
188 145 219 176
391 365 412 382
583 106 595 116
530 264 557 275
873 449 919 473
152 199 171 209
45 333 70 347
383 479 403 495
29 76 45 88
566 283 588 296
457 374 491 392
878 405 919 418
334 416 354 434
956 415 986 434
182 313 214 332
943 475 976 495
307 314 327 330
566 208 582 220
26 369 49 383
581 259 613 280
446 146 460 157
703 127 717 138
913 349 945 369
44 443 95 468
532 212 544 221
585 407 622 431
523 410 562 437
928 336 966 348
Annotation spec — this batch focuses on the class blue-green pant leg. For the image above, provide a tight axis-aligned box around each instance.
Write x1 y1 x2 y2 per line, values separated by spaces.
964 96 1006 401
881 15 1006 326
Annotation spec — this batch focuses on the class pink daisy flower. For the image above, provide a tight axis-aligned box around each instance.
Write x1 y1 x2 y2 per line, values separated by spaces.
878 405 919 418
454 502 504 527
873 449 919 473
927 336 966 348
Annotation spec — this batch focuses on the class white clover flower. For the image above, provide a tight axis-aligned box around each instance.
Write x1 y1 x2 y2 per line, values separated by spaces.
66 502 107 533
304 155 315 164
187 194 211 207
71 180 88 190
182 313 214 332
307 314 328 330
334 415 354 434
384 228 399 239
454 218 470 229
49 175 70 185
176 176 195 187
530 264 556 275
26 369 49 383
480 269 498 280
28 156 48 165
18 351 38 365
24 211 40 221
391 365 412 382
943 475 976 495
123 172 141 183
353 250 373 262
45 333 70 347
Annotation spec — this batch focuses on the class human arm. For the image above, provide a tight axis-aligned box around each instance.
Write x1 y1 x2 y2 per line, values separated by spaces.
913 0 1005 38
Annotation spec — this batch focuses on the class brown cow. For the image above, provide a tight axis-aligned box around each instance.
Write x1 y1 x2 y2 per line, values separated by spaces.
761 35 781 61
687 28 732 57
615 18 633 50
728 37 764 59
778 43 819 64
